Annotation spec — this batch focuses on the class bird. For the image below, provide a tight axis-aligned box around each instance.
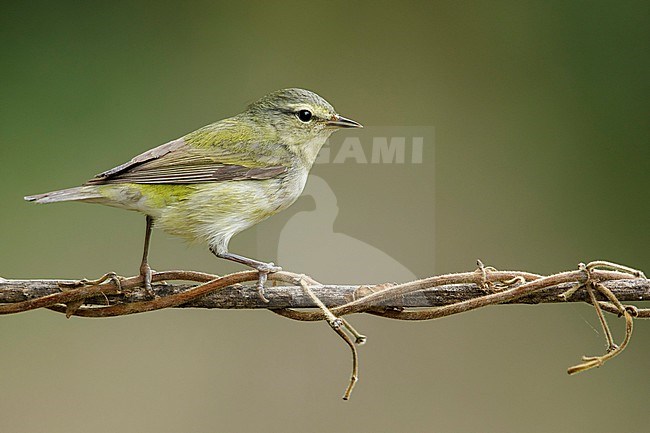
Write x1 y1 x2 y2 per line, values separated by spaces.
25 88 362 300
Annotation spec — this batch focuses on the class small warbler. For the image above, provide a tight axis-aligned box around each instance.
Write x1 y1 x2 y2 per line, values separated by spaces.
25 88 362 299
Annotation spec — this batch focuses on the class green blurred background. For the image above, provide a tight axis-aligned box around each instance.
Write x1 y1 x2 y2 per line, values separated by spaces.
1 1 648 432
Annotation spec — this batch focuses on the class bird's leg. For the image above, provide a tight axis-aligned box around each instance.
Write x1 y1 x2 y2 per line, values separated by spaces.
211 249 281 303
139 215 155 298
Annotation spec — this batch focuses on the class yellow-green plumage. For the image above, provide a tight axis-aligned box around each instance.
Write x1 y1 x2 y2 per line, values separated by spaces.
97 173 304 253
24 88 361 284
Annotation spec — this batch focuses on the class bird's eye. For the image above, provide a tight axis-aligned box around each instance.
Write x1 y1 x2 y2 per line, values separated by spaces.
296 109 313 123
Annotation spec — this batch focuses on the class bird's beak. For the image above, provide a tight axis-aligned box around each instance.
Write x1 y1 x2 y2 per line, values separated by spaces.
327 114 363 128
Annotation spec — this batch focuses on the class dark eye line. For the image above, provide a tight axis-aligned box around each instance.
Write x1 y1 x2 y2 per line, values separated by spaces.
279 109 311 116
279 108 322 122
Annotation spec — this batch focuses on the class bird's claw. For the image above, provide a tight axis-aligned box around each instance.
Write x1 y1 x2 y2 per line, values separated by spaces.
259 262 282 273
139 263 156 299
255 263 281 303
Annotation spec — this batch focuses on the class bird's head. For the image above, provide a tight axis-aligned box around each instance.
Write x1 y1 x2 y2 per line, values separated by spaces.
244 88 362 166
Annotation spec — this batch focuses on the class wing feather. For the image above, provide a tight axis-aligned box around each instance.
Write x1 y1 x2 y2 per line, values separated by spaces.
85 137 288 185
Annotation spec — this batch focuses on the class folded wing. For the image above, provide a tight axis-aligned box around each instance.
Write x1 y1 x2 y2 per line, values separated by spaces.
85 138 288 185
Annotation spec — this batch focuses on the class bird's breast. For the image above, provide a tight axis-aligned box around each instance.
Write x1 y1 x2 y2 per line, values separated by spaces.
151 166 308 246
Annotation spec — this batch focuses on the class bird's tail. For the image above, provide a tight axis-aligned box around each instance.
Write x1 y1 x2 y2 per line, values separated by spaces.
24 186 103 204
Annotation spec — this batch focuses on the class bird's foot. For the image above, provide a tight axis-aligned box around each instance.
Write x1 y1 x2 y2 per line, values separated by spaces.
254 262 282 303
139 262 156 299
211 250 281 303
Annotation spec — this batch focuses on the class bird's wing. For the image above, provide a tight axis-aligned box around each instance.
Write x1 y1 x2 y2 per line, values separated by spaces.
85 137 288 185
